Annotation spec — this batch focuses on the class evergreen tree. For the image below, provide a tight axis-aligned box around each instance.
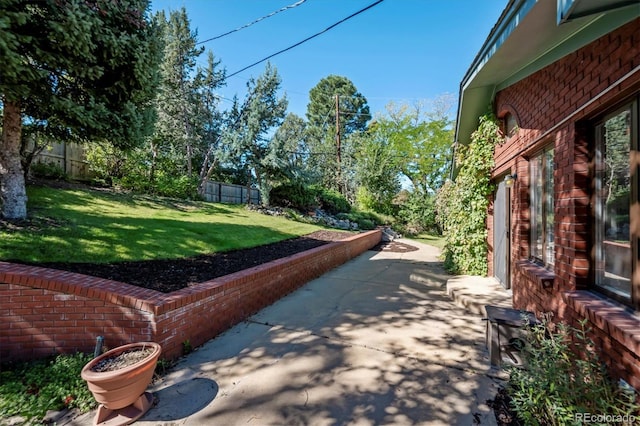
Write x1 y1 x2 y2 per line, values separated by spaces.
225 63 287 204
152 8 204 179
0 0 161 219
269 113 311 183
305 75 370 193
195 51 228 195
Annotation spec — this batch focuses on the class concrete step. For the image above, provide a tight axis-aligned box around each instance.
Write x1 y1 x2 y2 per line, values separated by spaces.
446 275 513 317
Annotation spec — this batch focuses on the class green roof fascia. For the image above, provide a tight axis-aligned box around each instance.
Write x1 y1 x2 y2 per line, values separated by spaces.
497 4 640 91
451 0 639 179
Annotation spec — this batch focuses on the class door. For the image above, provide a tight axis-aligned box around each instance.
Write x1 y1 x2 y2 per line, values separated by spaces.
494 178 510 289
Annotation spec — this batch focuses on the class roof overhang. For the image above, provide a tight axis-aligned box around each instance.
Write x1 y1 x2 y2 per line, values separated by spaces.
558 0 639 24
454 0 639 149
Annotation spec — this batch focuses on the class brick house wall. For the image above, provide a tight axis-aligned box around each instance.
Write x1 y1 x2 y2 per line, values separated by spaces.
0 230 381 362
488 18 640 389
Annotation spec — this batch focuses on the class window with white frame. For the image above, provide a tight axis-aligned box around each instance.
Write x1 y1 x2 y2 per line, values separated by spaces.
594 98 638 307
530 148 554 267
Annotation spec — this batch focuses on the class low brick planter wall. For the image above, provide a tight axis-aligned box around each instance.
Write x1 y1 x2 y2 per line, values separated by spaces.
1 230 381 362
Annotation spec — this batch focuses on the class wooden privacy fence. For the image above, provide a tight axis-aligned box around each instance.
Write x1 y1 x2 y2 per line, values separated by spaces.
29 142 261 206
32 142 90 180
203 181 260 204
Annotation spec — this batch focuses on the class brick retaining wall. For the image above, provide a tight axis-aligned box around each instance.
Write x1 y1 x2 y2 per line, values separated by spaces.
0 230 381 362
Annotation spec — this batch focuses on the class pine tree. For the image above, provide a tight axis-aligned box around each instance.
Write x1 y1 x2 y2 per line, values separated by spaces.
152 8 204 180
225 63 288 204
195 51 228 195
269 113 310 183
0 0 161 219
304 75 370 193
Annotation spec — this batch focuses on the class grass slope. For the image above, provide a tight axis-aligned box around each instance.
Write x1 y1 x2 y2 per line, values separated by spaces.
0 185 324 263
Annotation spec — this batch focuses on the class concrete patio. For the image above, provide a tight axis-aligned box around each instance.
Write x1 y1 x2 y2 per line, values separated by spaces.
68 239 512 426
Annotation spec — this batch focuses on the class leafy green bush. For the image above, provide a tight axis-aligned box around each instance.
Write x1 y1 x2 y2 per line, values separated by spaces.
338 210 384 230
269 182 318 211
269 183 352 215
86 144 200 199
85 143 129 186
355 187 378 212
30 161 67 180
151 174 200 200
118 171 200 200
398 192 438 236
507 319 639 425
355 186 399 217
0 353 96 421
312 185 351 215
357 218 375 230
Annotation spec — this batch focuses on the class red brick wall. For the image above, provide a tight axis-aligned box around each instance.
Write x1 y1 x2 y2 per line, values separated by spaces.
489 18 640 389
0 230 381 362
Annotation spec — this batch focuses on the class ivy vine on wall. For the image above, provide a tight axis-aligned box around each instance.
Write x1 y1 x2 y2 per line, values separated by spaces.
436 113 503 275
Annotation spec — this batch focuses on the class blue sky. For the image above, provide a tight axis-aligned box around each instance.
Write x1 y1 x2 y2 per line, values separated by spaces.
150 0 507 119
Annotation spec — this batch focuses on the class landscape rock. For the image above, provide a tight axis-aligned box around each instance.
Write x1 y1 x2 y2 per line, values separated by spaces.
381 227 401 241
247 205 361 231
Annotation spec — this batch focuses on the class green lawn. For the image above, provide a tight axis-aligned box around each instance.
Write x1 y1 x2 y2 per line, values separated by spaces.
410 233 445 250
0 185 325 263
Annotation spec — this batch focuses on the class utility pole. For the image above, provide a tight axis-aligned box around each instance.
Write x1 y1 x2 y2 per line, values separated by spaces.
335 94 342 193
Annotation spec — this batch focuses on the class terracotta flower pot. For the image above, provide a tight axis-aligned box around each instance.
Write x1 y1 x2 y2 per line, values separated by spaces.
81 342 161 425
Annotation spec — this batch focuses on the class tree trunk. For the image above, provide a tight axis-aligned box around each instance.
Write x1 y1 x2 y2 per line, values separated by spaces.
149 141 158 183
197 144 218 197
246 168 252 205
0 101 28 219
20 133 48 181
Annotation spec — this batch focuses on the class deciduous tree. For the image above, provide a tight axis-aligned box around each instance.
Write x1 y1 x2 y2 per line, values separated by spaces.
352 124 401 214
382 98 454 196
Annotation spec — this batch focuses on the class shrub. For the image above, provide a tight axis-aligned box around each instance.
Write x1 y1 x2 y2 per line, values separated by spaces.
507 318 639 425
269 182 353 215
338 210 384 230
398 192 438 236
118 171 200 200
85 143 128 186
269 182 317 211
313 185 351 215
151 174 200 200
29 161 66 180
355 187 377 212
356 218 375 230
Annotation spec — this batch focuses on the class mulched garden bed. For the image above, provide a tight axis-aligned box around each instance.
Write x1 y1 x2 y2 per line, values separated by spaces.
370 240 418 253
23 230 356 293
8 179 413 294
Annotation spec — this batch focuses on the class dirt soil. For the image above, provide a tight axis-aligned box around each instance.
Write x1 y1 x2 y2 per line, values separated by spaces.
90 347 155 373
487 387 524 425
27 230 356 293
21 231 414 293
13 180 414 294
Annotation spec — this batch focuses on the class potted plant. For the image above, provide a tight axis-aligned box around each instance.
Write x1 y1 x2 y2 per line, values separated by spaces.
81 342 161 425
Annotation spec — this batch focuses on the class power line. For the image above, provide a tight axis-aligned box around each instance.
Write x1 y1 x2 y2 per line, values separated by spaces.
222 0 385 82
197 0 308 45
